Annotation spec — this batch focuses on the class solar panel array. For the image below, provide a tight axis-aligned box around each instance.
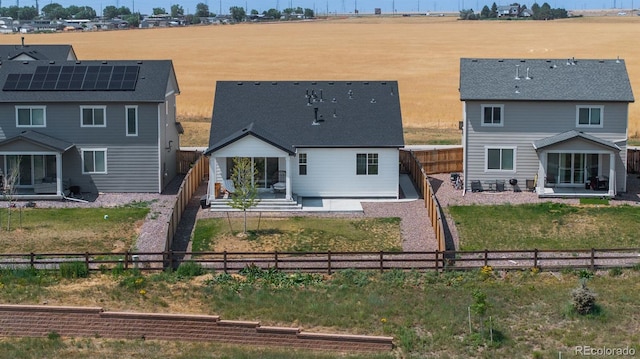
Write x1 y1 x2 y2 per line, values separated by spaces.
3 65 140 91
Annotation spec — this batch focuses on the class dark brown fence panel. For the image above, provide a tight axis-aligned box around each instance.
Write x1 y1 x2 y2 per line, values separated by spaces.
628 148 640 174
3 248 636 273
177 150 203 174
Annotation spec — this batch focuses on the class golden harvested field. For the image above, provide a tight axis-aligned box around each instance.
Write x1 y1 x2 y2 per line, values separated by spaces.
4 15 640 145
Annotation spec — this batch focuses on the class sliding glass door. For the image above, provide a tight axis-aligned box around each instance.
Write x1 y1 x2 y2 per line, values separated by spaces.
547 153 599 186
226 157 280 189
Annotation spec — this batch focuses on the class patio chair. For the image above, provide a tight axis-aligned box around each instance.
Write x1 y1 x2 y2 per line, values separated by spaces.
272 171 286 193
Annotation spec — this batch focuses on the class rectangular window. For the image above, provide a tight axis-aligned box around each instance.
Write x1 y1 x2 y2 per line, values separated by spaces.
81 106 106 127
82 149 107 174
576 106 603 127
298 153 307 175
126 106 138 136
356 153 378 175
481 104 504 126
16 106 46 127
486 147 515 171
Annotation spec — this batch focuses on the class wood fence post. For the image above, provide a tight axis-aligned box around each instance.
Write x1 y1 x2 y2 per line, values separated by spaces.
434 250 439 272
223 251 228 274
274 251 278 270
379 251 384 273
327 251 332 275
124 250 129 270
30 252 34 269
168 250 173 270
533 248 538 269
484 249 489 267
85 252 90 272
590 248 595 271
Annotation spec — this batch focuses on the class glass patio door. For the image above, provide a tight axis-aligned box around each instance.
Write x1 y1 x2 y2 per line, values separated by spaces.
548 153 592 186
7 155 32 186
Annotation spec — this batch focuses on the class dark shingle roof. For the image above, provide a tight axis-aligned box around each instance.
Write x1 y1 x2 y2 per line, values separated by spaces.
0 60 178 103
0 44 76 61
0 130 74 152
460 58 635 102
532 130 620 151
206 81 404 154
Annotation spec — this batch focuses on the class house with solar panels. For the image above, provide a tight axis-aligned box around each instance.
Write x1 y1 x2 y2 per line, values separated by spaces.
0 59 181 198
203 81 404 210
459 58 634 198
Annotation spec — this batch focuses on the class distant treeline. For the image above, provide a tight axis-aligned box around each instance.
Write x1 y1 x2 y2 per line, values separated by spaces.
459 2 569 20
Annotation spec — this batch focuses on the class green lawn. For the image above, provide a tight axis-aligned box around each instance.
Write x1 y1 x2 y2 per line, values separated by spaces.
448 202 640 251
192 217 402 253
0 204 150 254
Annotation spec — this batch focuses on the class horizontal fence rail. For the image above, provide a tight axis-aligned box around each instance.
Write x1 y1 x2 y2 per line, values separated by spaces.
1 249 638 274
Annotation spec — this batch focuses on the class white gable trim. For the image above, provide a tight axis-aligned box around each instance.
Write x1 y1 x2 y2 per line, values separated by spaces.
211 135 290 158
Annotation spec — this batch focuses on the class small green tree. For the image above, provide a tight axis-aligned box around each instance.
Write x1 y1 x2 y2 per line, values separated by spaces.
490 2 498 17
229 6 246 22
3 156 21 231
571 280 597 315
470 289 490 339
228 157 260 234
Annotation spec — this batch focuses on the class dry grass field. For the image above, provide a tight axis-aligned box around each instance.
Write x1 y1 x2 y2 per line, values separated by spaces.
4 16 640 145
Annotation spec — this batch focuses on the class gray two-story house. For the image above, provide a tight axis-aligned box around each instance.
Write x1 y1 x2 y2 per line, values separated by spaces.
0 59 181 198
460 58 634 197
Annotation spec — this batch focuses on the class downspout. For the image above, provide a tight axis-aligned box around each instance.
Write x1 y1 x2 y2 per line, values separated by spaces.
462 102 467 196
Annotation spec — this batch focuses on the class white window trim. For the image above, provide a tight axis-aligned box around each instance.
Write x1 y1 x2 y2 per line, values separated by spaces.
81 148 108 174
125 105 138 136
484 146 516 172
576 105 604 128
356 153 379 175
15 106 46 128
298 153 307 175
80 105 107 128
480 104 504 127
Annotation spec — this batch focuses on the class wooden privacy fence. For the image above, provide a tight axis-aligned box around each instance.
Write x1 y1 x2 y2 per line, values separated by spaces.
177 150 204 174
165 151 209 252
2 248 636 273
628 148 640 174
400 150 446 251
403 147 463 175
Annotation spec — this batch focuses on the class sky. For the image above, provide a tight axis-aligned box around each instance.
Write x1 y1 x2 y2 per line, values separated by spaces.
29 0 633 17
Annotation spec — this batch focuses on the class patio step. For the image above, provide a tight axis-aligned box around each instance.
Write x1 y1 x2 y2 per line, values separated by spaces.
209 198 302 212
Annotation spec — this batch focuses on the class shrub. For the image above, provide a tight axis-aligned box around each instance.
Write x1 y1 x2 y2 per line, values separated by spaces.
571 282 597 315
609 267 623 277
175 261 204 278
59 261 89 279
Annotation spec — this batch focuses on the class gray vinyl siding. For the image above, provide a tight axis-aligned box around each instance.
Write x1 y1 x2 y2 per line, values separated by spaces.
0 102 164 193
464 101 628 191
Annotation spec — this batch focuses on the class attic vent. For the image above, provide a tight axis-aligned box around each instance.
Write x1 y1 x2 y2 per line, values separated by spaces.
236 82 243 85
137 60 143 64
102 60 107 64
49 60 55 64
331 97 337 103
271 82 277 85
254 82 260 85
370 98 376 103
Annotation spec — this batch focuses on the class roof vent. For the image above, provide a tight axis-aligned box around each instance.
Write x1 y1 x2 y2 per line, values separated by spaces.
137 60 143 64
515 65 520 80
515 85 520 94
616 56 621 64
293 82 299 85
49 60 55 64
328 82 334 85
381 81 387 85
320 89 324 102
370 98 376 103
331 97 337 103
525 67 531 80
333 109 337 117
348 89 353 99
237 82 243 85
363 82 369 85
498 59 504 62
75 61 81 64
254 82 260 85
311 81 317 85
271 82 277 85
102 60 107 64
346 82 352 85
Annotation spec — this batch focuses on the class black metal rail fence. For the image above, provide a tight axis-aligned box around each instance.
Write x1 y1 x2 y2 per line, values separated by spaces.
1 248 638 274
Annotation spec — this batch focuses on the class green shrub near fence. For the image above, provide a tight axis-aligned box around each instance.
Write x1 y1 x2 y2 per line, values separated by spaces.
59 261 89 279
